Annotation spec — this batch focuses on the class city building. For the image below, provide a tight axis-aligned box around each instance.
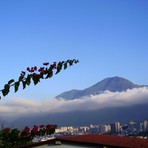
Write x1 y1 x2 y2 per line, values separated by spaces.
143 120 148 132
110 121 121 133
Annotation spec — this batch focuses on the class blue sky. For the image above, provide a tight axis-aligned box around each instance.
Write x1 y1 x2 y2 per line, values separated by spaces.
0 0 148 101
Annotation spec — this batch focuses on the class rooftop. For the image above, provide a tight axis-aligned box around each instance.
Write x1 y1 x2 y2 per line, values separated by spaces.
57 134 148 148
19 134 148 148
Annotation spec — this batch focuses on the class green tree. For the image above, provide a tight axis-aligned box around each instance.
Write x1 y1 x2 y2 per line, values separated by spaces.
0 59 79 147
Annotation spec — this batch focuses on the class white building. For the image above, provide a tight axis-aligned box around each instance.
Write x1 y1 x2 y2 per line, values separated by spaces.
143 120 148 132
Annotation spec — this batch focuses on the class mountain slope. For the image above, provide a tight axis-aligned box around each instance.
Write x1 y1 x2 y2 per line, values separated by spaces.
13 103 148 128
55 76 141 100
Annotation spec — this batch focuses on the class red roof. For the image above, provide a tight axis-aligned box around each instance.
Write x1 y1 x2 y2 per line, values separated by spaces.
58 134 148 148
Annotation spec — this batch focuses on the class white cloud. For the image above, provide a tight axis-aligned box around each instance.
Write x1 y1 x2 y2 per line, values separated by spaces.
0 87 148 121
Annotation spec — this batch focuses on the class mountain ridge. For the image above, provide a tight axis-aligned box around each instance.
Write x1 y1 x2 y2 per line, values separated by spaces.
55 76 144 100
13 103 148 128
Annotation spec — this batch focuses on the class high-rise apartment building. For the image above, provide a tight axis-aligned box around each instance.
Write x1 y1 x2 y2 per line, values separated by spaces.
110 121 121 133
143 120 148 132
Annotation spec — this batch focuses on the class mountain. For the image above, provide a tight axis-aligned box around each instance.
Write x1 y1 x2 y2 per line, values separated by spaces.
13 103 148 128
3 76 148 129
5 92 148 129
55 76 141 100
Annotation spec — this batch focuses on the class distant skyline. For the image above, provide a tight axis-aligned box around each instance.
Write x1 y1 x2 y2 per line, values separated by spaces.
0 0 148 101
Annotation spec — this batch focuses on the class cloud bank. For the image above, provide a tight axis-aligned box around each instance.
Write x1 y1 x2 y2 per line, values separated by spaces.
0 87 148 121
